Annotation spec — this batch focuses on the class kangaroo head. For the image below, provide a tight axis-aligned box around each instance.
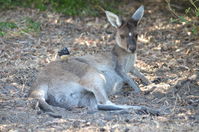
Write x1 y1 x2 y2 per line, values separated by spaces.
105 5 144 53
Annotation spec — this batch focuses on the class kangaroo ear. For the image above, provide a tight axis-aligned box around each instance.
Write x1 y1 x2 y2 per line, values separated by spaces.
105 11 122 28
132 5 144 24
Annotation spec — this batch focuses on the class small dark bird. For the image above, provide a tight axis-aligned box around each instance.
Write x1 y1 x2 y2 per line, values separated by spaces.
58 47 70 61
58 47 70 56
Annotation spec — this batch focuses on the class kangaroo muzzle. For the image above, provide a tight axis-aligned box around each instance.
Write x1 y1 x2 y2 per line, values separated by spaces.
127 38 136 53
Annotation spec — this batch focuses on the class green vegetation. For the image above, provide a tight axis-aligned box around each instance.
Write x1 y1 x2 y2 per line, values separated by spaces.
0 18 40 37
0 0 121 16
166 0 199 35
23 18 41 33
0 22 17 37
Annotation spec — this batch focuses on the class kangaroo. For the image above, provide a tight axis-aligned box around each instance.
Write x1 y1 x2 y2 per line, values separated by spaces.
30 5 159 115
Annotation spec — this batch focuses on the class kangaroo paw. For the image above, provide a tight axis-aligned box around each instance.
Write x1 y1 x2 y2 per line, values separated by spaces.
38 100 55 112
46 112 62 118
135 107 160 116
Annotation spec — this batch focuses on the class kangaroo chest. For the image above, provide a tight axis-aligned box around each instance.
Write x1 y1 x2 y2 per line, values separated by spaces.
100 68 123 95
119 54 136 73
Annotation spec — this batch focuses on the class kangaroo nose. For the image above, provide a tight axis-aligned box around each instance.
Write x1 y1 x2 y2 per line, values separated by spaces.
129 45 136 52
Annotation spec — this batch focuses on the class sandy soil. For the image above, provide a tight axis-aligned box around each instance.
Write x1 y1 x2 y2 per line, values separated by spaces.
0 1 199 132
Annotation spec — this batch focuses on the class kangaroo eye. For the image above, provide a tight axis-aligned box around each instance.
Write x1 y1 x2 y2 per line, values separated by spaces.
120 35 125 39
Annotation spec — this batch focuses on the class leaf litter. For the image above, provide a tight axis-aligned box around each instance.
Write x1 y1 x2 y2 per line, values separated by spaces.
0 2 199 132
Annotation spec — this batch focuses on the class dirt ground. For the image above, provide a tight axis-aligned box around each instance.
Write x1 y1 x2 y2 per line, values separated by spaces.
0 1 199 132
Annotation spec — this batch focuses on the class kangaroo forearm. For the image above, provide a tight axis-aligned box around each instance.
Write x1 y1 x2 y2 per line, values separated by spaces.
130 67 151 85
130 67 144 78
125 76 141 92
117 70 141 92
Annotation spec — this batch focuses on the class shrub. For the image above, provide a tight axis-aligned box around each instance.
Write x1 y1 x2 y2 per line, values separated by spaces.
166 0 199 35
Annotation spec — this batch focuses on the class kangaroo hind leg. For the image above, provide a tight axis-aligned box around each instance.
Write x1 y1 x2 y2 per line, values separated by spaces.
30 84 62 118
80 71 110 107
98 102 160 116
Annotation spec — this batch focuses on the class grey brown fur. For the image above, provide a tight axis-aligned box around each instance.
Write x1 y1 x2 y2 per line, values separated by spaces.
30 6 159 115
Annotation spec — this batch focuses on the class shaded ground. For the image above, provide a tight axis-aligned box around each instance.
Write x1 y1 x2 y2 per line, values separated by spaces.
0 1 199 132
